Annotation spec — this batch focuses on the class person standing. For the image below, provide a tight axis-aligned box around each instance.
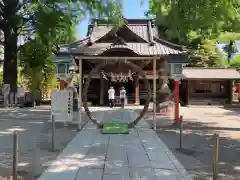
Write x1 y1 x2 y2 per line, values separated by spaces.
108 86 115 108
120 86 126 108
17 85 25 108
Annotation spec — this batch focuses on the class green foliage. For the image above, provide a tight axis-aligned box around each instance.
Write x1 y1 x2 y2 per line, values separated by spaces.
218 32 240 42
147 0 240 67
0 0 124 90
230 56 240 70
19 38 55 100
148 0 240 42
18 0 124 46
188 39 227 67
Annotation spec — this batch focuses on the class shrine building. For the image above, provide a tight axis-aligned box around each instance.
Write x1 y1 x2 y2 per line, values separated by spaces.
53 18 188 105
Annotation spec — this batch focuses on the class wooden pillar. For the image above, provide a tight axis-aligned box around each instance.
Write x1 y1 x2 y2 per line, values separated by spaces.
78 58 82 130
135 73 140 105
228 80 233 104
184 80 189 106
153 58 157 130
100 72 104 105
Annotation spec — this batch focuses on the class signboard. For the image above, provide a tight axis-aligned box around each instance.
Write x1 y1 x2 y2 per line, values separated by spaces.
51 90 73 122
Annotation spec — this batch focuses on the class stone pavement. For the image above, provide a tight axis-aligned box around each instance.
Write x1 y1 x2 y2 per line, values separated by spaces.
37 109 193 180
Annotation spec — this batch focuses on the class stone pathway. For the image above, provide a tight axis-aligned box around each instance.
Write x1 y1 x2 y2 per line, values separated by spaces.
37 109 193 180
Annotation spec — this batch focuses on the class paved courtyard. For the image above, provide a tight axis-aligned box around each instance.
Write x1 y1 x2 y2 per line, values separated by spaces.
0 107 80 180
38 109 193 180
145 106 240 180
2 105 239 180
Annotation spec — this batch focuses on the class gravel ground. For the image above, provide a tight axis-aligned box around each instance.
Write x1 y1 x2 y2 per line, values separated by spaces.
144 106 240 180
0 107 80 180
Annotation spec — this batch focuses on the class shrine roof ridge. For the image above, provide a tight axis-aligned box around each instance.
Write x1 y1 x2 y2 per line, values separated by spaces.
91 18 154 25
56 18 187 59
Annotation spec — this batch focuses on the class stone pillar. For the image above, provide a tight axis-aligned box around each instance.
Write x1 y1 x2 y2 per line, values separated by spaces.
156 58 170 104
100 73 104 105
135 73 140 105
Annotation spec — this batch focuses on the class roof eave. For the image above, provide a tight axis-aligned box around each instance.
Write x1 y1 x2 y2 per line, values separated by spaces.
153 37 186 51
58 36 90 48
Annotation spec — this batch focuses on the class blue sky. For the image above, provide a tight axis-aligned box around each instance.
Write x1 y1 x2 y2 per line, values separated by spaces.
217 41 240 59
76 0 149 39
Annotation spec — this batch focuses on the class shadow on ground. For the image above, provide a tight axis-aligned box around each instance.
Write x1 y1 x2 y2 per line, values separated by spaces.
145 115 240 180
0 109 106 180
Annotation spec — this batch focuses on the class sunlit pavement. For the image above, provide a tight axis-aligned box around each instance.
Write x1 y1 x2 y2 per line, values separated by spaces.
37 109 193 180
0 106 51 121
0 106 77 179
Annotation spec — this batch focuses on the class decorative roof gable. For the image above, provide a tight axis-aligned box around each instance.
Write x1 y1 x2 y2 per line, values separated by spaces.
95 25 147 43
57 18 187 57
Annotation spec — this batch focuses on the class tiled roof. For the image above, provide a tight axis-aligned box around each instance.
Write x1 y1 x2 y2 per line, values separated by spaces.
58 18 186 57
127 25 149 42
90 25 112 42
182 67 240 79
70 42 183 56
52 55 73 63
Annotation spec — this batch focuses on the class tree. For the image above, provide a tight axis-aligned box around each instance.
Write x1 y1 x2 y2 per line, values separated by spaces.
230 56 240 71
189 39 227 67
0 0 123 93
148 0 240 45
223 40 238 64
218 32 240 43
19 38 52 101
19 21 77 104
147 0 240 67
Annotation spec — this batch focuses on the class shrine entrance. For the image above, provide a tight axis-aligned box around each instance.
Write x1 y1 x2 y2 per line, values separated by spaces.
54 18 187 130
101 68 136 105
82 59 152 128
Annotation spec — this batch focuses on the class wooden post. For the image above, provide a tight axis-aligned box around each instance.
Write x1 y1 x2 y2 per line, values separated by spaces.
100 73 104 105
153 59 157 130
51 115 55 152
135 73 140 105
157 59 164 90
179 115 183 149
78 58 83 130
12 131 18 180
174 79 180 124
213 133 219 180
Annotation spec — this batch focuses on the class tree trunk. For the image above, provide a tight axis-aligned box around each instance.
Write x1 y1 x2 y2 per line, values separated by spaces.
3 0 18 93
